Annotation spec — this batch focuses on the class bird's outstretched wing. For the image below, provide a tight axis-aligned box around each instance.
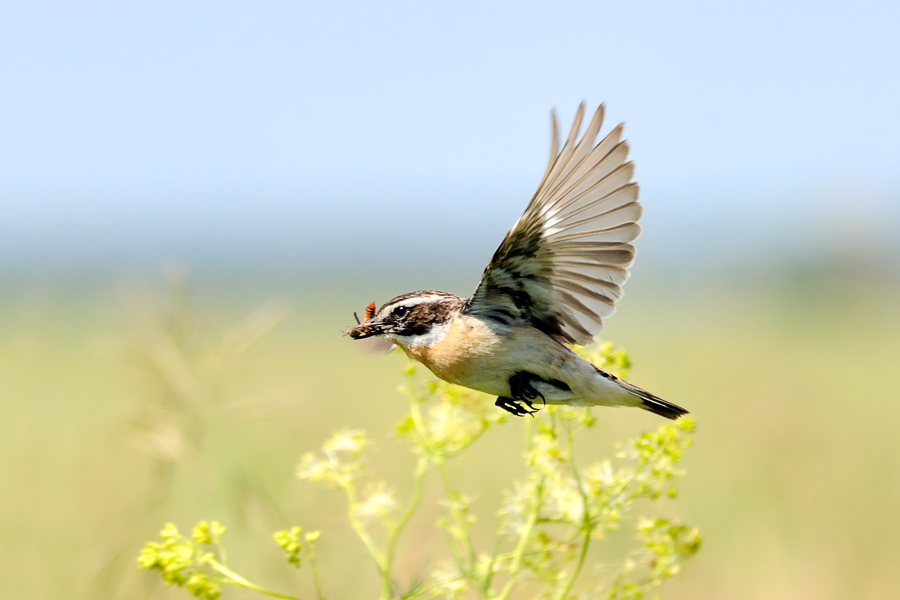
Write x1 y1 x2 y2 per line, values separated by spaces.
465 103 641 345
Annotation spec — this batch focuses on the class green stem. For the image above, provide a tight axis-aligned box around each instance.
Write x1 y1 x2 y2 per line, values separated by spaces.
476 527 586 570
406 571 466 597
555 428 593 600
308 550 325 600
481 537 503 596
380 456 429 600
214 540 228 566
407 387 487 593
556 525 592 600
436 463 478 571
344 480 386 572
495 475 543 600
408 397 432 452
409 390 482 585
211 560 301 600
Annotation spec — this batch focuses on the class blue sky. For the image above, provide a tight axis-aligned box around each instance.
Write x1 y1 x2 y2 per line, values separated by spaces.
2 0 898 276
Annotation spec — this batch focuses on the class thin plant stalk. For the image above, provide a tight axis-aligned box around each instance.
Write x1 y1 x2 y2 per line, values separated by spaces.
210 561 301 600
495 476 544 600
380 456 429 600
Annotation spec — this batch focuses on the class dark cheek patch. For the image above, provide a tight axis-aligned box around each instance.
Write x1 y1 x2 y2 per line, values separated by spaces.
395 298 465 337
397 317 432 337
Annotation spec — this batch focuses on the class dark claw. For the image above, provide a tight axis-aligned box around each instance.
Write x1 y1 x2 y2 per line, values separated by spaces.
495 372 549 417
495 396 539 417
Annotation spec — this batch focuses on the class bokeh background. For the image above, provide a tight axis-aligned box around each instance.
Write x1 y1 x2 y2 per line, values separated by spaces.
2 1 899 598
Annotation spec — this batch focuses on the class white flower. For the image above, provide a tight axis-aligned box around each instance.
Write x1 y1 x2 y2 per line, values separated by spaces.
324 429 368 456
352 482 396 522
498 481 532 534
547 475 583 522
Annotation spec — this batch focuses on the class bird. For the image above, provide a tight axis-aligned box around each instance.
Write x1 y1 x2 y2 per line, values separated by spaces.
349 102 688 420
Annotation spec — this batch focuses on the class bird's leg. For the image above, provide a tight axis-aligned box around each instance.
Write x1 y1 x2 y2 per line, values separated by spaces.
510 371 547 406
494 371 548 417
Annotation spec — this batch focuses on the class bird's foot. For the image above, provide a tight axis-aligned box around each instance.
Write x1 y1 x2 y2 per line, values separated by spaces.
494 372 547 417
495 396 539 417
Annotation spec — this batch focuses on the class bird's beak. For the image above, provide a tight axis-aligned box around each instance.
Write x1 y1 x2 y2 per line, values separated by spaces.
349 319 387 340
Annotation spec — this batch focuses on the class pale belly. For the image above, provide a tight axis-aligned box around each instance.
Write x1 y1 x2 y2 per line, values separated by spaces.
401 316 583 400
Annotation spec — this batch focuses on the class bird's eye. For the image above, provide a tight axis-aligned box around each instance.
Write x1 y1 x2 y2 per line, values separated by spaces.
394 306 409 318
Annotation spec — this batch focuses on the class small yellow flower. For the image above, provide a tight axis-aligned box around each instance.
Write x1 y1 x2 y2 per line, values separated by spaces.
297 453 328 481
192 520 225 545
160 522 179 540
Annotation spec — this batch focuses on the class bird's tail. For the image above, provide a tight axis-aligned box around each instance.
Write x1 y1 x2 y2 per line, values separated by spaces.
633 388 689 420
593 367 689 420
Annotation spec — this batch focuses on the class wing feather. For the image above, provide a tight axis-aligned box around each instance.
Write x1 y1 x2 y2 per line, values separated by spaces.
543 104 605 202
536 125 626 219
553 277 623 306
551 203 643 240
546 183 640 234
544 162 635 223
549 223 641 246
465 102 643 344
555 266 630 286
541 103 585 193
539 141 630 218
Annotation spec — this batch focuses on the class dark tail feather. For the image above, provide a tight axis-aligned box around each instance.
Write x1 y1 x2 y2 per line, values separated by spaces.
592 365 689 420
638 392 689 420
619 378 689 420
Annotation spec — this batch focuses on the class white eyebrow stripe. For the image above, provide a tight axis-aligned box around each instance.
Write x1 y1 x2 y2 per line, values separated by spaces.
388 295 448 310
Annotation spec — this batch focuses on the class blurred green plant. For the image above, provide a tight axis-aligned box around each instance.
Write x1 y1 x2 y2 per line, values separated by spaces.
139 343 699 599
94 269 296 598
122 267 290 475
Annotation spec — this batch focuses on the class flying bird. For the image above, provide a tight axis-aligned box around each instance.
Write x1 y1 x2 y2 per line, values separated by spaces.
350 103 687 419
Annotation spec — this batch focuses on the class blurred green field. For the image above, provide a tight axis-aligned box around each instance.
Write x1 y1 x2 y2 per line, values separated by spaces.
1 271 898 599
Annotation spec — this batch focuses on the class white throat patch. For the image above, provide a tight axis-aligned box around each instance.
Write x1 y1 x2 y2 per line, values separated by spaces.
390 320 451 348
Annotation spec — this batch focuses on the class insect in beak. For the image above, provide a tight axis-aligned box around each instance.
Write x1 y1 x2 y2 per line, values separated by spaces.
350 302 381 339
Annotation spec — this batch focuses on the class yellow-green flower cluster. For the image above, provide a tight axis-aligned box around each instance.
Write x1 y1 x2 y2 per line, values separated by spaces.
191 520 226 545
495 401 697 598
602 517 701 599
637 518 702 580
138 342 699 600
273 526 320 568
137 522 224 600
296 428 401 531
617 415 695 500
396 360 506 458
297 429 369 488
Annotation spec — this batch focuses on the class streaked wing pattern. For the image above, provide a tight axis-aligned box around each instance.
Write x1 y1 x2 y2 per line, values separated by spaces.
465 103 641 345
